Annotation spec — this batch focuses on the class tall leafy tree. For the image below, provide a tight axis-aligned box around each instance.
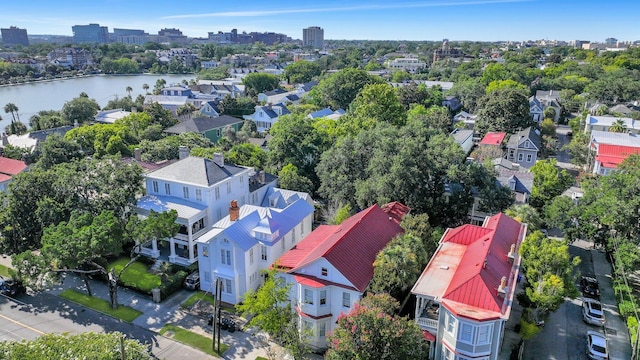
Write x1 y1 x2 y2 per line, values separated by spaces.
342 83 407 133
475 87 533 136
62 95 100 124
326 294 428 360
308 68 383 110
519 231 580 316
529 159 574 210
283 60 321 84
370 233 427 300
243 73 279 97
505 204 543 231
0 332 152 359
277 163 314 194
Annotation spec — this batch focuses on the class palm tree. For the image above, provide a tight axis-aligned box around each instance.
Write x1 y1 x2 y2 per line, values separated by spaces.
609 118 627 133
125 86 133 97
4 103 20 123
142 83 149 94
176 103 196 120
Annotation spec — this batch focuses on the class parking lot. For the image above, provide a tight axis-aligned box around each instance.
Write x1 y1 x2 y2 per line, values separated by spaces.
523 239 632 359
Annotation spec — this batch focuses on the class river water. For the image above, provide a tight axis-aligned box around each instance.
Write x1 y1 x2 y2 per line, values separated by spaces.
0 74 196 131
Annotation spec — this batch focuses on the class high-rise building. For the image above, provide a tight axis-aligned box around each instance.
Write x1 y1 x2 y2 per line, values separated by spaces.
72 23 109 44
1 26 29 46
112 28 149 45
303 26 324 49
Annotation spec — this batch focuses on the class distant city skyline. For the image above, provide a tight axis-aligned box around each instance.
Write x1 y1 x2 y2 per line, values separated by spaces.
1 0 639 42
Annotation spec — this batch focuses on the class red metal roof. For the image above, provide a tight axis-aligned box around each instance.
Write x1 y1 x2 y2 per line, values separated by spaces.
422 330 436 341
413 213 524 321
595 144 640 168
479 132 506 146
381 201 411 225
277 203 409 291
0 156 27 176
0 174 11 183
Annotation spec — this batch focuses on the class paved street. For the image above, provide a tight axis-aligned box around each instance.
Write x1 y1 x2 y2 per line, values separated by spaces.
0 254 283 360
524 240 632 360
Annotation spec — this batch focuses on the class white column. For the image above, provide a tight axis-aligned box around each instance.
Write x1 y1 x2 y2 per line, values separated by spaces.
151 238 160 258
169 239 176 263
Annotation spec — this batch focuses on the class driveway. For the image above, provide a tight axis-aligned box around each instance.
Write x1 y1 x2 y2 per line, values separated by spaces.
523 240 632 360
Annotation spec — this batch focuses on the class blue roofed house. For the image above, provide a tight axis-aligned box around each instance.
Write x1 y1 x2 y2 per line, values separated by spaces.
135 151 278 266
196 188 314 304
248 103 291 133
529 96 544 123
307 107 346 120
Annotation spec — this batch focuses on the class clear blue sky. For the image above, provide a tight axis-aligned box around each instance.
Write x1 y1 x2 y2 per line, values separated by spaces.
2 0 639 42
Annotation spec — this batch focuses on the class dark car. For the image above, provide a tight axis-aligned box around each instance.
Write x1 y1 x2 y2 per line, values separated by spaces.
183 272 200 290
581 276 600 297
0 278 25 297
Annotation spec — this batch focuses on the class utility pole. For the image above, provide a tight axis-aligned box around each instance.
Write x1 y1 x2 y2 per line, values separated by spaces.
120 334 126 360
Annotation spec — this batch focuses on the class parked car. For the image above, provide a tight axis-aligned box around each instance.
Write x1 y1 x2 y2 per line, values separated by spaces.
582 298 605 326
567 131 573 137
0 278 25 297
586 330 608 360
581 276 600 297
183 272 200 290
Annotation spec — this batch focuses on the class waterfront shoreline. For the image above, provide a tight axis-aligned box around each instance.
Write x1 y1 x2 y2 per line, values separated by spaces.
0 72 196 88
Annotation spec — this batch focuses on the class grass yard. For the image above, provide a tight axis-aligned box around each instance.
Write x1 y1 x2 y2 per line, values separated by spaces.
181 292 237 313
159 324 228 357
0 263 12 278
109 258 161 293
59 289 142 322
255 357 269 360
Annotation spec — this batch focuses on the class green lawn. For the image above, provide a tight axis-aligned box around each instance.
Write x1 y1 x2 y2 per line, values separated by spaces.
256 357 268 360
0 263 12 278
59 289 142 322
181 292 237 313
108 258 161 293
159 324 228 357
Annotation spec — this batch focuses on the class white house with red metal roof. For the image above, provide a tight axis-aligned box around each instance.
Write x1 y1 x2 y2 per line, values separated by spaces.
0 156 28 192
276 202 410 349
412 213 526 360
590 130 640 175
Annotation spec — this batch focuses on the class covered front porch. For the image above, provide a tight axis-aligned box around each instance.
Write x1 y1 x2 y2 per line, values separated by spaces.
136 194 209 266
415 296 440 331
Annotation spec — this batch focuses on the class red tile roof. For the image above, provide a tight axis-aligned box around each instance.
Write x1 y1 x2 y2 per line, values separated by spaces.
479 132 506 146
0 156 27 176
277 203 409 291
412 213 525 321
595 144 640 168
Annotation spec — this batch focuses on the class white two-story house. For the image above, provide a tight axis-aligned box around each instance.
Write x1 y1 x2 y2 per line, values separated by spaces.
246 103 290 133
135 152 276 265
412 213 526 360
196 188 314 304
276 202 410 349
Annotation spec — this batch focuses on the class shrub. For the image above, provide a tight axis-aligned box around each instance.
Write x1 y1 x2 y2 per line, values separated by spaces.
628 316 639 347
519 319 541 340
160 270 188 299
619 300 637 318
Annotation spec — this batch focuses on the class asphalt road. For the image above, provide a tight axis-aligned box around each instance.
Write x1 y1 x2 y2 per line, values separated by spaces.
524 240 632 360
0 292 214 359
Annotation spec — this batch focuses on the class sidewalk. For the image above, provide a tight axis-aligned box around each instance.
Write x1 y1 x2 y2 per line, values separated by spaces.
48 272 279 359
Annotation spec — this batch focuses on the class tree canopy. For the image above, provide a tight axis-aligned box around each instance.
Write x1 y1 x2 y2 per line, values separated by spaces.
326 293 428 360
309 68 384 110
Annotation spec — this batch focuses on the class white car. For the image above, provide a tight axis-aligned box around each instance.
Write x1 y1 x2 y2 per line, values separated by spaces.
582 298 605 326
586 331 608 360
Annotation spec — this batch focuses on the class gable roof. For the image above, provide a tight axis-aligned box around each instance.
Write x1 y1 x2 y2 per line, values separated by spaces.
277 203 409 291
480 132 506 146
412 213 525 321
595 144 640 168
507 127 541 149
0 156 28 176
200 198 314 251
164 115 243 134
146 156 247 186
450 129 473 144
299 81 318 92
258 103 290 119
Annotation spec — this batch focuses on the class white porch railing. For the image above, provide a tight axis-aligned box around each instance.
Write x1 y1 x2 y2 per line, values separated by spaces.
416 317 438 330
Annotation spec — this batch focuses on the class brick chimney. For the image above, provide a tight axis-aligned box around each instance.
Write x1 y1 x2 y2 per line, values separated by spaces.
229 200 239 221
